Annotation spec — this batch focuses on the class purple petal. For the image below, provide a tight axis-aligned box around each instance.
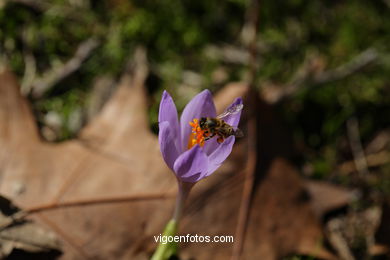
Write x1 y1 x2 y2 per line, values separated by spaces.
203 137 220 156
206 136 235 176
203 97 243 155
173 145 209 182
159 121 180 171
180 90 216 151
159 91 181 151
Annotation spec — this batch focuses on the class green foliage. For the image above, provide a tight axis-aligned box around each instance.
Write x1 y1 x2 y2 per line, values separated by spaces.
0 0 389 191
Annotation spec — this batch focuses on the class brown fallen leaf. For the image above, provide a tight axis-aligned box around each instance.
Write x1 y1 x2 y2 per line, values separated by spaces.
0 63 352 260
0 59 175 260
305 180 357 218
0 195 61 258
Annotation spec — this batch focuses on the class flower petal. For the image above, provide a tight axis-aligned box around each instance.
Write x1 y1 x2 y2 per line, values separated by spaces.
180 90 216 151
159 91 181 151
206 136 235 176
203 97 243 155
173 145 209 182
159 121 180 170
203 137 220 156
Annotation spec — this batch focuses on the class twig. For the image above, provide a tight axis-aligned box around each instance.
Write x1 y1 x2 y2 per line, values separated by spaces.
31 38 99 98
313 48 378 85
263 48 379 104
338 150 390 175
240 0 260 85
231 105 257 260
347 117 369 176
203 45 251 65
326 218 355 260
0 190 175 258
0 191 175 231
27 191 175 214
232 0 260 259
124 45 149 85
20 50 37 95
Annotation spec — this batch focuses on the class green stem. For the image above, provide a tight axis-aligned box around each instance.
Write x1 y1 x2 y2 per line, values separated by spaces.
150 219 178 260
151 181 194 260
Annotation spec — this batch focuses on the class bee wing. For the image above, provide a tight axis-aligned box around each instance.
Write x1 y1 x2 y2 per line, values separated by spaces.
234 128 244 138
217 104 244 119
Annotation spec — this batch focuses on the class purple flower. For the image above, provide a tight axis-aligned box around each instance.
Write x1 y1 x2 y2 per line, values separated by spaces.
158 90 243 183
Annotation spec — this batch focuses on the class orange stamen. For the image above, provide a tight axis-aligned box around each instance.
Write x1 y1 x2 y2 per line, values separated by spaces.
188 119 206 149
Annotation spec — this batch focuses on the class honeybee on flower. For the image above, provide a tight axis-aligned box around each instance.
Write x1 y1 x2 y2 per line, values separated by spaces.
189 104 244 146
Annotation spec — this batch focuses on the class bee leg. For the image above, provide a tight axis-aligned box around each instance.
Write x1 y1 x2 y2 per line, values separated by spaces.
204 133 216 141
217 136 224 143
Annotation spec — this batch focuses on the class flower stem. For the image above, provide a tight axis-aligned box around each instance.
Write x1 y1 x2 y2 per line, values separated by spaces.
151 180 194 260
150 219 178 260
172 181 194 222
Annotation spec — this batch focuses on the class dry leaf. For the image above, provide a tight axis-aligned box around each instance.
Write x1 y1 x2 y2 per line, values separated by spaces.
0 195 61 258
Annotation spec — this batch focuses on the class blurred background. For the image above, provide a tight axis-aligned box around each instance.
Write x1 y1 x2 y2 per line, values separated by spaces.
0 0 390 259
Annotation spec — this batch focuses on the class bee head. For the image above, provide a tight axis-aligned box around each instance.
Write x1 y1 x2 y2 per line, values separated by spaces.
200 117 216 129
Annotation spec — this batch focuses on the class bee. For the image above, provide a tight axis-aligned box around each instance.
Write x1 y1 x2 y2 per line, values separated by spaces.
199 104 244 144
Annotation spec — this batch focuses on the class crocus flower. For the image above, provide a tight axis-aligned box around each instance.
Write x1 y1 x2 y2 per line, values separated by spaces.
158 89 242 183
